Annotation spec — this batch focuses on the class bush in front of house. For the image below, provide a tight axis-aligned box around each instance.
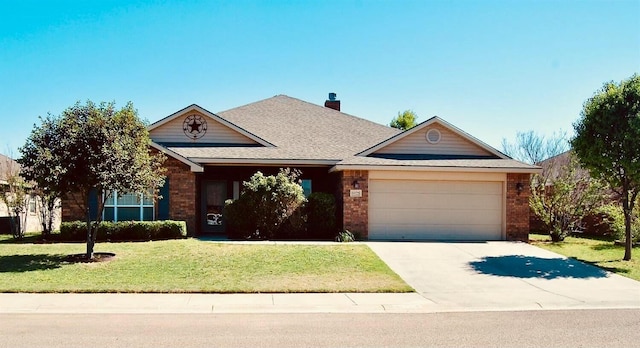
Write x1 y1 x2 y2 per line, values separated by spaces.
335 230 355 242
224 198 258 239
305 192 336 239
225 169 306 240
57 220 187 242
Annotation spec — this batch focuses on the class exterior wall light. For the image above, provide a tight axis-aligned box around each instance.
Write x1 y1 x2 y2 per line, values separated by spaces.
352 180 360 189
516 182 524 195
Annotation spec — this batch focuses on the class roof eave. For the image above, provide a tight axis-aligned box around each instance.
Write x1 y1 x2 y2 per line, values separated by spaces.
329 164 542 174
150 142 204 172
188 158 339 166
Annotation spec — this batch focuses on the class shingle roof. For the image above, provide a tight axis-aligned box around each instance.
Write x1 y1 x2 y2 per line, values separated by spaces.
0 153 20 183
167 95 400 162
158 95 538 172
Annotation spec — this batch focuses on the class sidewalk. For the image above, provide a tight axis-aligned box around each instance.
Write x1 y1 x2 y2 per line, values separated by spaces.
1 291 638 314
0 293 431 314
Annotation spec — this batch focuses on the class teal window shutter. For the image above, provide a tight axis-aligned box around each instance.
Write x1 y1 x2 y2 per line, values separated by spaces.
158 179 170 220
88 189 98 220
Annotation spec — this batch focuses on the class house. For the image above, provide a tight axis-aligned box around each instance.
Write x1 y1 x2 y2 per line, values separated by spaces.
62 94 539 241
0 153 59 234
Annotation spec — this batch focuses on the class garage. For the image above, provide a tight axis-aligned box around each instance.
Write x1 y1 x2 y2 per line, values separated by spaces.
368 178 504 241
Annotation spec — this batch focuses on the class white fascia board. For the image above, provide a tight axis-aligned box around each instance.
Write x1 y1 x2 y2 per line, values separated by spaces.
190 158 339 166
150 142 204 172
329 164 542 174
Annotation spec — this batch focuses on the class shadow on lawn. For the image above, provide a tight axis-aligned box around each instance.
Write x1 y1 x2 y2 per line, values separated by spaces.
591 243 622 251
0 254 68 273
469 255 609 280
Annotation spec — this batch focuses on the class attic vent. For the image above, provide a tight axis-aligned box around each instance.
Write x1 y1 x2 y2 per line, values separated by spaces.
426 128 441 144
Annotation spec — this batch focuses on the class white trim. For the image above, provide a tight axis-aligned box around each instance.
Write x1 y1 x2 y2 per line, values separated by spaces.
368 170 506 181
103 190 155 222
148 104 275 148
190 158 339 166
357 116 509 159
150 142 205 172
329 164 541 174
425 128 441 144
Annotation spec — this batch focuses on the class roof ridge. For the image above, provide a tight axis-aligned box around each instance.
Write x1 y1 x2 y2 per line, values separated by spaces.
217 94 400 133
215 94 286 114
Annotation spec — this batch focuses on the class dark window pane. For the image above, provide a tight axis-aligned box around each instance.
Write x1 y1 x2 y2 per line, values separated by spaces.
143 207 154 221
117 207 140 221
104 207 115 222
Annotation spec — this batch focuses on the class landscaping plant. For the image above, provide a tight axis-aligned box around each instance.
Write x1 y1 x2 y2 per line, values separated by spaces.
225 168 306 239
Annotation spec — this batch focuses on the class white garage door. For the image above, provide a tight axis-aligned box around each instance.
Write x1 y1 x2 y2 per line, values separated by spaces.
369 180 503 241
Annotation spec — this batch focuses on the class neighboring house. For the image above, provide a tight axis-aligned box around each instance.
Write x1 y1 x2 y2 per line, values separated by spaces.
0 153 59 234
62 94 539 241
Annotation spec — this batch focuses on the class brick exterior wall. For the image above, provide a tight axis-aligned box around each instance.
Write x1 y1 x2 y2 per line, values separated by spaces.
163 156 197 236
340 170 369 239
61 155 198 235
62 192 86 221
506 173 531 242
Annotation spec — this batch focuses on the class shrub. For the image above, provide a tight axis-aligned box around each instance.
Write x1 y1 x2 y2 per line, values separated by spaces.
224 198 258 239
57 220 187 242
335 230 355 243
306 192 336 239
594 204 640 243
275 205 307 239
225 169 306 239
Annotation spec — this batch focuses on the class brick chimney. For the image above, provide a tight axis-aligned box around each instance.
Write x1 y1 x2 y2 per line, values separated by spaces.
324 92 340 111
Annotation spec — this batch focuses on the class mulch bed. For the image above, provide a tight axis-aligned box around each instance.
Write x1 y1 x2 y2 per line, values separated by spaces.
65 252 116 263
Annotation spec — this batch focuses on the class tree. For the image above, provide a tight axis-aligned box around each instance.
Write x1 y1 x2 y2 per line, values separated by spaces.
572 74 640 261
0 153 28 239
502 130 604 241
501 130 569 165
390 110 418 130
33 187 59 239
530 153 604 242
19 101 166 259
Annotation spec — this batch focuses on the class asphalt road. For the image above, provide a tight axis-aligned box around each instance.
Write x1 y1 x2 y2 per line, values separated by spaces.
1 309 639 348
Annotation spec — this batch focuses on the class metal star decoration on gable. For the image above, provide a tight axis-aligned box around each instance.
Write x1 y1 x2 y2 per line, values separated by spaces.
182 114 208 140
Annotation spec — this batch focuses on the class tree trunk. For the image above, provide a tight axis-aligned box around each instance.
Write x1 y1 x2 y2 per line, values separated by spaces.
85 201 94 260
86 225 94 259
622 193 632 261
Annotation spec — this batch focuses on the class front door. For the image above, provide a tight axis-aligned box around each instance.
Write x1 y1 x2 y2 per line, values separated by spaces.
201 180 227 233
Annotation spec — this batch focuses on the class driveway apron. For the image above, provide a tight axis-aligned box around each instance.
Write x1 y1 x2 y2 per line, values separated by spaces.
366 241 640 311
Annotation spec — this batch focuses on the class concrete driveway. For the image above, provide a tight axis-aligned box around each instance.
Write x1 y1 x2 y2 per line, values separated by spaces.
366 241 640 311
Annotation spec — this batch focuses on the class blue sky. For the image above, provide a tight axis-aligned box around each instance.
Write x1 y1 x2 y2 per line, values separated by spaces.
1 0 638 156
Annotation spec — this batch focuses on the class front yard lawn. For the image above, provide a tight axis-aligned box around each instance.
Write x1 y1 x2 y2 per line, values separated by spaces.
530 233 640 281
0 235 412 293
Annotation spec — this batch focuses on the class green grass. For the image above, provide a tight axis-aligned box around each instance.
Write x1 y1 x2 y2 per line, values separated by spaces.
530 233 640 281
0 235 412 293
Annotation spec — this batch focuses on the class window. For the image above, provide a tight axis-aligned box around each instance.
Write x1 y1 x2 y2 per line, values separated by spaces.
301 179 312 197
104 191 154 222
29 195 36 215
425 128 441 144
233 181 240 200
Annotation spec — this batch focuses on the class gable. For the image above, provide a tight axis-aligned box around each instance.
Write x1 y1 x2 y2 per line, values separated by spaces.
373 123 495 157
149 107 263 146
358 117 506 160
